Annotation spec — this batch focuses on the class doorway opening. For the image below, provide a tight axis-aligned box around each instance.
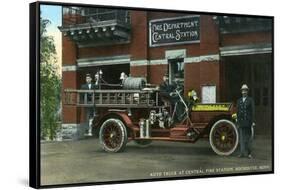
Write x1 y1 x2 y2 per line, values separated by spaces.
221 54 272 135
78 63 130 89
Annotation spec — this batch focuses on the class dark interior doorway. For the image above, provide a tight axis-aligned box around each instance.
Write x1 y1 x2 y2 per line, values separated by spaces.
78 63 130 89
221 54 273 135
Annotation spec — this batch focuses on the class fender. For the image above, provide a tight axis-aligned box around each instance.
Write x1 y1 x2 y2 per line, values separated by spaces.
115 112 135 129
99 111 135 130
203 114 232 136
100 111 137 139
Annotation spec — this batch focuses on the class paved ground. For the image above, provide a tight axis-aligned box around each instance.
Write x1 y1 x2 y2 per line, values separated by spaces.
41 136 272 186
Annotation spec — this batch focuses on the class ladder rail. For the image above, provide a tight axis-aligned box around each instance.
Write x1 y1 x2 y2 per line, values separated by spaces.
63 89 159 108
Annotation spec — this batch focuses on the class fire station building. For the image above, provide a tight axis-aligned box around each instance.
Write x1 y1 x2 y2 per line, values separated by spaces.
59 7 273 140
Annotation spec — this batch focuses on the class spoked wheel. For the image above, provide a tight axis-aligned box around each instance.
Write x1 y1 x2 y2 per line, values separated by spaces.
99 118 127 152
209 119 239 156
134 139 152 147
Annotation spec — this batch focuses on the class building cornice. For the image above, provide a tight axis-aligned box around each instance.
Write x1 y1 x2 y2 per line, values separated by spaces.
220 43 272 56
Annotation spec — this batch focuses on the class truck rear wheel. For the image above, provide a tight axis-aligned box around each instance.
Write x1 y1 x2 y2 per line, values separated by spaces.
209 119 239 156
99 118 127 152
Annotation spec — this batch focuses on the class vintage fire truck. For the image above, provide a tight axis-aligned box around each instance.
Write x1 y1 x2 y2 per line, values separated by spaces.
64 75 239 156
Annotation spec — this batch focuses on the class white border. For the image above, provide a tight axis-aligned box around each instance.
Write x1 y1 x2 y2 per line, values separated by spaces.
5 0 278 190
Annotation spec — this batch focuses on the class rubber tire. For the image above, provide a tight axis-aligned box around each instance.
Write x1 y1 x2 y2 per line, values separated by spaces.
209 119 239 156
99 118 128 153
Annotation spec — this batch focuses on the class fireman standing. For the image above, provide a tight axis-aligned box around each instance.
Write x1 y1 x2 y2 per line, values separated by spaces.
81 73 98 136
237 84 255 159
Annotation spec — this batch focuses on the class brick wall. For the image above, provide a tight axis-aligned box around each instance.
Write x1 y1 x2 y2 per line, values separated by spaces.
62 71 81 124
221 31 272 46
149 64 168 84
78 44 129 58
62 36 77 65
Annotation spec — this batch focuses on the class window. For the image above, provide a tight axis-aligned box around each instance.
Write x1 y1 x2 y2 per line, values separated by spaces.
83 8 129 23
202 85 216 103
63 7 82 15
168 58 184 85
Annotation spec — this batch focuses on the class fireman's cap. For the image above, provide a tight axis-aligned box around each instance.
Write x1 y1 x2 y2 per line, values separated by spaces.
241 84 249 90
86 73 92 78
120 72 127 80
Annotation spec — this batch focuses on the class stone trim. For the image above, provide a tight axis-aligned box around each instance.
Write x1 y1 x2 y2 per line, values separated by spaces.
77 55 130 67
150 59 168 65
129 54 220 67
59 123 86 141
184 54 220 63
165 49 186 59
63 54 220 70
62 65 77 72
130 60 149 66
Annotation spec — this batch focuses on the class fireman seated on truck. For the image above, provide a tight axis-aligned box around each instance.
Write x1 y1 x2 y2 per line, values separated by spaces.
159 74 186 122
159 73 177 106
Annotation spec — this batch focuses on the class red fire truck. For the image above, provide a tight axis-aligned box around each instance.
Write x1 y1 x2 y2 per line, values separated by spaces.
64 77 238 156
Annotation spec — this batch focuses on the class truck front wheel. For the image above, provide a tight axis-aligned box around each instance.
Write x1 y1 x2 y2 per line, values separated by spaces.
99 118 127 152
209 119 239 156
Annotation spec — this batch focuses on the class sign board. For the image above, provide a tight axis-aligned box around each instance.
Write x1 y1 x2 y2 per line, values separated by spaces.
192 103 232 111
149 16 200 47
202 85 216 103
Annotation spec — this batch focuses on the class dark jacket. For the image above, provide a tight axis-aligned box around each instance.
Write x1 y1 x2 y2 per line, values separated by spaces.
80 83 98 103
237 96 255 127
159 81 176 98
159 81 178 106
